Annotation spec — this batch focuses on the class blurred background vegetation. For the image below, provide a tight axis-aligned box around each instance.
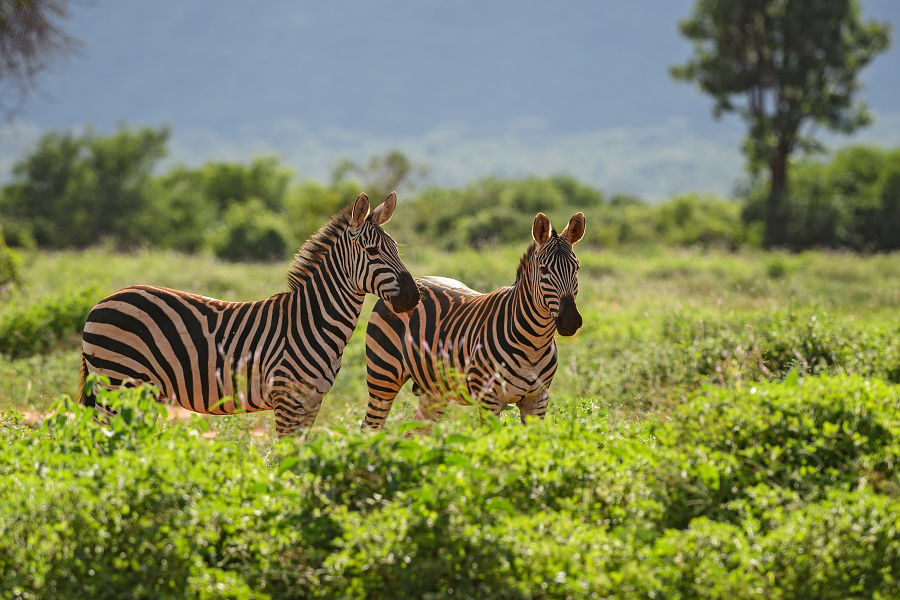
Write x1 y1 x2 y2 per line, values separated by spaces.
1 124 899 263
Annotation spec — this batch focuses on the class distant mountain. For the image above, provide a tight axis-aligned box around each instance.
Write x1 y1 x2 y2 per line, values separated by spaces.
4 0 899 200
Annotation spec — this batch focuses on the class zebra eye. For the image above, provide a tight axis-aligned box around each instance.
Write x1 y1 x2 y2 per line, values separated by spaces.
365 246 380 257
539 265 550 275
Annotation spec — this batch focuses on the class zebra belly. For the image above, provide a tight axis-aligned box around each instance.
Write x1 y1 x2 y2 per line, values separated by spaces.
82 294 276 415
405 342 553 408
83 335 274 415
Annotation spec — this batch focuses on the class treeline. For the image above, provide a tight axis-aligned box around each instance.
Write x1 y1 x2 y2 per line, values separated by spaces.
1 125 899 262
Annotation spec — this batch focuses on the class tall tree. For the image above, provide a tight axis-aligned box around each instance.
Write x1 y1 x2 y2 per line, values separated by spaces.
0 1 82 119
671 0 891 248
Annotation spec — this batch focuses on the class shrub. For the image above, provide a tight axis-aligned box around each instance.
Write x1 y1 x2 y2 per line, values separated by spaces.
0 285 103 359
209 198 292 262
284 179 361 244
655 374 900 527
0 126 170 249
742 145 900 251
2 375 899 598
661 309 900 386
135 174 218 252
0 228 21 291
653 193 751 249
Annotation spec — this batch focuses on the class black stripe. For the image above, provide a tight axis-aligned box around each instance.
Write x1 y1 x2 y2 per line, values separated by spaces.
87 306 181 399
112 291 195 402
152 290 212 410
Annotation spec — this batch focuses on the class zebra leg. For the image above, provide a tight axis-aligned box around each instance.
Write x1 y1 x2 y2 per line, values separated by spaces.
465 368 505 421
362 330 411 430
400 392 447 437
363 376 406 429
272 390 323 436
412 392 448 423
516 390 550 425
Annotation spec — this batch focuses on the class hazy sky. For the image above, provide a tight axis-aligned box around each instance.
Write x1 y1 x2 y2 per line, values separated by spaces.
3 1 899 200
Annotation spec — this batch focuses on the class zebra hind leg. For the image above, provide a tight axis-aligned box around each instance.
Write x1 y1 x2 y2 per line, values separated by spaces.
82 373 124 423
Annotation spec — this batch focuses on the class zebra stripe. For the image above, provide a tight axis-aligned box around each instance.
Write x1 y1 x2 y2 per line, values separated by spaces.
363 211 584 429
80 192 420 435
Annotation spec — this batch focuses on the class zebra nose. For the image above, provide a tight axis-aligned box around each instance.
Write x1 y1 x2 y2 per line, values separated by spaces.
391 271 420 313
556 295 582 336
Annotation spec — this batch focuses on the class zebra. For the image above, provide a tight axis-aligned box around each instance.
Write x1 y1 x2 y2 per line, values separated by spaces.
79 192 420 435
363 211 584 429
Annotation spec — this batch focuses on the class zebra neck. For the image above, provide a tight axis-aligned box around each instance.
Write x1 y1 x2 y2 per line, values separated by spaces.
287 260 366 362
507 278 557 350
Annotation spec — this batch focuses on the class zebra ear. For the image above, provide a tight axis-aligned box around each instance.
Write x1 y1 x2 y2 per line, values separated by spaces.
372 191 397 226
351 193 370 229
560 212 585 245
532 212 551 246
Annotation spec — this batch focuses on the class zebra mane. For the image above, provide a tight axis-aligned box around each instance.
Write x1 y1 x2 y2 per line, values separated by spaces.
287 205 354 291
515 228 558 282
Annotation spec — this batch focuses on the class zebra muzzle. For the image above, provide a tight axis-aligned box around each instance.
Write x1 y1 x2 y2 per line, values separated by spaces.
555 295 582 336
389 271 421 313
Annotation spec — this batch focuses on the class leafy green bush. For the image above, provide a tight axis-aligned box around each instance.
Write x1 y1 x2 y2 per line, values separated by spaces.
661 309 900 386
136 173 218 253
1 375 900 598
653 193 754 249
760 492 900 599
284 179 362 244
0 285 103 359
0 227 21 291
404 175 604 249
209 199 293 262
0 126 170 249
656 374 900 526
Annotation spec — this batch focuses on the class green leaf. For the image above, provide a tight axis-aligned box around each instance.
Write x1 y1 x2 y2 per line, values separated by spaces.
277 456 301 476
485 498 516 515
444 433 475 446
696 463 720 491
784 368 800 387
397 421 430 435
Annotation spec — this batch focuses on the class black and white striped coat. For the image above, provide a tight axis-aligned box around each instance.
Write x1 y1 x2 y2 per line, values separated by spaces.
80 192 420 435
364 212 584 429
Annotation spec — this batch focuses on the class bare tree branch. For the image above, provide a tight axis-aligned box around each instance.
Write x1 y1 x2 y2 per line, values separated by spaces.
0 1 83 120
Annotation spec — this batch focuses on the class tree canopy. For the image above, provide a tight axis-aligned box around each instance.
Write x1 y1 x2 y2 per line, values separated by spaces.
671 0 891 247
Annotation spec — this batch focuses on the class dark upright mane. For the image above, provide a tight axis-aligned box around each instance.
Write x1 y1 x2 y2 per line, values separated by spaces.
515 242 537 283
515 228 557 282
287 205 353 291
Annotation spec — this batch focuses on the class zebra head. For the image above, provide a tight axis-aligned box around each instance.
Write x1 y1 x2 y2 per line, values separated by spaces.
530 212 585 336
348 192 420 314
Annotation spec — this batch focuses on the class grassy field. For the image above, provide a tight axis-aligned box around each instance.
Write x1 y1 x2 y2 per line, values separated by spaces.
2 244 899 428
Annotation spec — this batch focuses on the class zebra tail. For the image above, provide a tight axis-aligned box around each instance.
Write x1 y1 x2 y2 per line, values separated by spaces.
78 354 95 408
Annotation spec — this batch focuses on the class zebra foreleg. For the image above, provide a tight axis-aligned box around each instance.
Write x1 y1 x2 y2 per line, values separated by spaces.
465 369 506 422
362 372 408 430
271 390 323 436
516 390 550 425
405 392 448 436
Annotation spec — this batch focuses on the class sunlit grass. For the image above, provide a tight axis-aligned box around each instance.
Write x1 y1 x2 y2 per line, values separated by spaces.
2 245 900 424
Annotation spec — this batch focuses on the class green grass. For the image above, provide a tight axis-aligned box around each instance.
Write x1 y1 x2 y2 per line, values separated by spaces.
2 245 900 427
